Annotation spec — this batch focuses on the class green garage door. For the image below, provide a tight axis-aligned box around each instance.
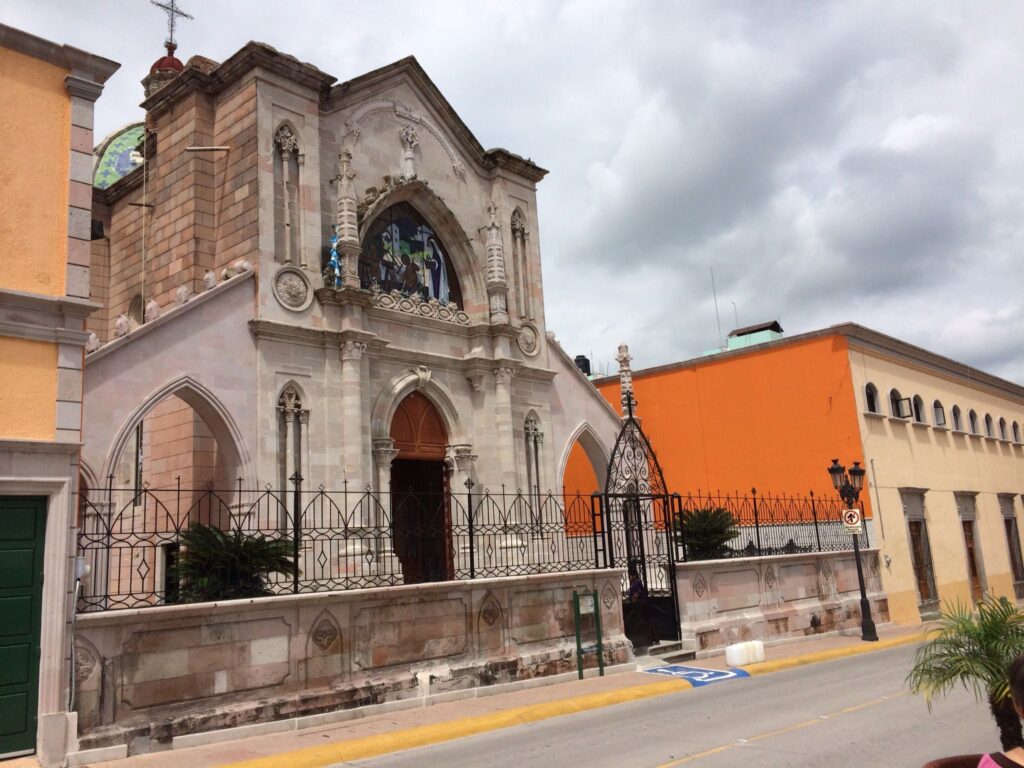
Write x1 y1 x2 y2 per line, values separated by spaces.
0 497 45 757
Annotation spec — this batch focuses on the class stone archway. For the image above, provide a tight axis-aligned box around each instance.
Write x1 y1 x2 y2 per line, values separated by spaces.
389 391 452 584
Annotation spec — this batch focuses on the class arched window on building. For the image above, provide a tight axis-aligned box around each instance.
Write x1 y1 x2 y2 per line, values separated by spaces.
912 395 926 424
360 202 463 308
985 413 994 438
1014 421 1021 444
969 409 979 435
999 417 1008 441
864 383 879 414
952 405 963 431
273 124 303 266
890 389 909 419
510 208 533 321
277 382 309 504
933 400 946 427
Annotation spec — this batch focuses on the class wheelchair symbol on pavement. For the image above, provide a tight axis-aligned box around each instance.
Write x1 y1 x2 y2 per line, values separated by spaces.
642 664 750 687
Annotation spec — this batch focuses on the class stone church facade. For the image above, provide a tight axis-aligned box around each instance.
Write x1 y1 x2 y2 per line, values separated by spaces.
82 41 620 586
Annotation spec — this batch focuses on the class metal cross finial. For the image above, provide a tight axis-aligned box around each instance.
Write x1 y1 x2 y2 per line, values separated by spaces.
151 0 193 47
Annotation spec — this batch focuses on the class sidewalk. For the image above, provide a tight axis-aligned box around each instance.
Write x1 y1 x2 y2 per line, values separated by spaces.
25 623 934 768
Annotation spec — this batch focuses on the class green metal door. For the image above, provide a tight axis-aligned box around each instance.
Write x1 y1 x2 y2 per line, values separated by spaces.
0 497 45 757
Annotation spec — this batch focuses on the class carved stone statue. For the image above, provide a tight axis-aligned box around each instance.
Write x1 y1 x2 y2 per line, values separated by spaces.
399 124 419 180
202 270 217 291
175 285 191 306
84 331 100 353
114 314 129 338
145 299 160 322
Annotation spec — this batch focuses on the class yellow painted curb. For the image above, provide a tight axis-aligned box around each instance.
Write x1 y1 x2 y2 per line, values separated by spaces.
221 678 691 768
741 629 940 676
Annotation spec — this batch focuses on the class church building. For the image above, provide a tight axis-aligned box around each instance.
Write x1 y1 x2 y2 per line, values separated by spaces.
81 36 621 594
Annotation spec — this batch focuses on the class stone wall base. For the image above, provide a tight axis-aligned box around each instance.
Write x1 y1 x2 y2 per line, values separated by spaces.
78 640 631 755
675 550 889 653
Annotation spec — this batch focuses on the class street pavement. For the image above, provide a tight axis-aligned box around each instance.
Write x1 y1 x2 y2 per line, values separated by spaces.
348 645 994 768
76 624 993 768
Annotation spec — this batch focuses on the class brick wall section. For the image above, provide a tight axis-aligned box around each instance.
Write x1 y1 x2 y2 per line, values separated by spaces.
94 75 260 340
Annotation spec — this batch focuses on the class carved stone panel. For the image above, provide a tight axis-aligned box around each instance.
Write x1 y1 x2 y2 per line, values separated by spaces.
351 597 468 670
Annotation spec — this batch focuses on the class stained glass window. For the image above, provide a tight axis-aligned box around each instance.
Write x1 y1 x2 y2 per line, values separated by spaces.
360 203 462 308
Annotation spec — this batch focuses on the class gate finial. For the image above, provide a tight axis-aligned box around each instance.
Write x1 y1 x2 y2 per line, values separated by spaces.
616 343 635 415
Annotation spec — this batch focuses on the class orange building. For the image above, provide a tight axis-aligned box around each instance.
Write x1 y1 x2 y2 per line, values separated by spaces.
592 323 1024 624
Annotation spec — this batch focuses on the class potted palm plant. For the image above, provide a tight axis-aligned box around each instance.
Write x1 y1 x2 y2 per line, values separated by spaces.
907 596 1024 752
176 522 298 603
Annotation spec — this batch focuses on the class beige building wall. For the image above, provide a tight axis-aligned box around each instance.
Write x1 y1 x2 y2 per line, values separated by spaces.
848 339 1024 624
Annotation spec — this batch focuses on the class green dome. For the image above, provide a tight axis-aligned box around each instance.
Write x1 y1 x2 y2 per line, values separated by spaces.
93 123 145 189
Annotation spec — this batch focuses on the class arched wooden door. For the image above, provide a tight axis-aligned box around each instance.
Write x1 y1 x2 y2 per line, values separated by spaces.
389 391 452 583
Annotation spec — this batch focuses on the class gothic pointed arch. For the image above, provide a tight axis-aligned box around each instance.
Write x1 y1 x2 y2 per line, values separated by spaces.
558 422 610 494
101 375 254 485
604 394 668 496
390 390 448 460
359 180 485 316
370 367 465 445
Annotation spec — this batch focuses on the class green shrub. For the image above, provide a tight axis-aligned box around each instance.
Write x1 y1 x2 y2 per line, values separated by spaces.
176 523 297 603
675 507 739 560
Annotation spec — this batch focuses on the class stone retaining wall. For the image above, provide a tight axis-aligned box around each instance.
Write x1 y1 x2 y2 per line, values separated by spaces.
72 570 629 755
675 550 889 653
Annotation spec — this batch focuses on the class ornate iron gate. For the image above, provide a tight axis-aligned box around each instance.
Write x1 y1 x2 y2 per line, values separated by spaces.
600 393 681 647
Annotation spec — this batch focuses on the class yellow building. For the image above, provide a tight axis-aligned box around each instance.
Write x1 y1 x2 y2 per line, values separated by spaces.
848 330 1024 624
0 24 117 765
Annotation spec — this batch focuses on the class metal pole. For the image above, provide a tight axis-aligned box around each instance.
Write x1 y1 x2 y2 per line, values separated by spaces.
810 490 822 552
291 471 302 594
466 478 475 580
852 531 879 641
751 487 762 556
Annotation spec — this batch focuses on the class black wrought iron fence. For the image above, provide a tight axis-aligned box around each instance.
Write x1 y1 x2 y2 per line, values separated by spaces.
674 489 869 561
76 480 867 612
76 479 605 612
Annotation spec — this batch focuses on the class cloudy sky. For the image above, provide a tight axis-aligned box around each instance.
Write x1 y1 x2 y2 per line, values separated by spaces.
5 1 1023 381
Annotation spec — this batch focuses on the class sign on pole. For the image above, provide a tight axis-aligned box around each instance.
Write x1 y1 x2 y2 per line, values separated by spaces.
842 508 863 534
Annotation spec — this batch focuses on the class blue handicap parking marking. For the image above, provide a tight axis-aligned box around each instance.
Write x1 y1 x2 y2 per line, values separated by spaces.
642 664 750 687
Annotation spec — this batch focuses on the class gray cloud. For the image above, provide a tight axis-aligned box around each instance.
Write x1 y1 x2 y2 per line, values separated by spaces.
4 0 1022 382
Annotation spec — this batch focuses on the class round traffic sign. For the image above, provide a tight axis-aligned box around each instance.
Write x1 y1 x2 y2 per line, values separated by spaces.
843 508 861 526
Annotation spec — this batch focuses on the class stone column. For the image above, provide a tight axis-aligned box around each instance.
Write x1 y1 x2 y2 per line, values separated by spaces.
449 444 478 575
275 125 299 266
493 366 516 496
340 340 367 485
372 436 402 580
298 409 311 486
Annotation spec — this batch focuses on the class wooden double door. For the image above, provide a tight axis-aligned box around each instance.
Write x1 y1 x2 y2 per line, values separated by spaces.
390 391 453 584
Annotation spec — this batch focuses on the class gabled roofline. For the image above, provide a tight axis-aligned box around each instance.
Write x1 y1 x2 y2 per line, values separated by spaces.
0 23 119 82
547 334 622 422
325 55 548 183
592 322 1024 403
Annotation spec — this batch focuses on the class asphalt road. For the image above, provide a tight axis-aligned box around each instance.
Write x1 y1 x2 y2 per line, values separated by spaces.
345 645 997 768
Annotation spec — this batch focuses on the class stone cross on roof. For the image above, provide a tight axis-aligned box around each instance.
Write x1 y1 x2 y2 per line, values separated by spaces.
151 0 193 47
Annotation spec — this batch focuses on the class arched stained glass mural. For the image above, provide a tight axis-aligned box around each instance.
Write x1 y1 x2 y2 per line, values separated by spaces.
360 203 463 308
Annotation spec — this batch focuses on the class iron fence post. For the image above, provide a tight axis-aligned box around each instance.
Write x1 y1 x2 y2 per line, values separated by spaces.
751 487 762 556
465 478 475 579
810 490 822 552
291 471 302 594
590 493 602 569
